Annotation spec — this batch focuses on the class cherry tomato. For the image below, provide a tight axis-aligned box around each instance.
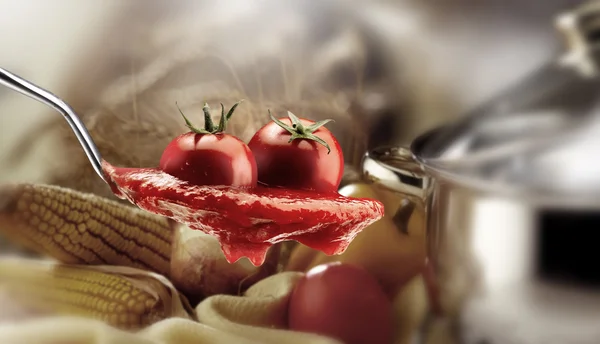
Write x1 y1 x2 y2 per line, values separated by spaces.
288 262 394 344
301 183 427 298
159 101 257 187
248 111 343 193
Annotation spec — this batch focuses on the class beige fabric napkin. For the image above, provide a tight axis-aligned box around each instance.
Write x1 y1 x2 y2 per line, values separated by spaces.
0 272 342 344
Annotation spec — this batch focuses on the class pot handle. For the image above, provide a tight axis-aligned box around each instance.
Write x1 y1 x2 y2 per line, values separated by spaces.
362 146 431 202
556 0 600 77
361 146 442 316
362 146 433 247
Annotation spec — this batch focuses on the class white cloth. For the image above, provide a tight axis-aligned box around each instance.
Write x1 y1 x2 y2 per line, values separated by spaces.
0 272 341 344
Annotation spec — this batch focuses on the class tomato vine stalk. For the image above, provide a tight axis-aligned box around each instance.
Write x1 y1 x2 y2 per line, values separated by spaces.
269 110 334 154
176 100 244 135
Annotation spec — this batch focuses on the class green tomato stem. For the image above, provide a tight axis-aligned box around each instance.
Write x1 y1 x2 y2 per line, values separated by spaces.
269 110 334 154
176 100 244 135
202 103 216 132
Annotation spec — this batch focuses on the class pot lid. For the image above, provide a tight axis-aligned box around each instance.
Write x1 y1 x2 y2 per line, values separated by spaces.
411 1 600 206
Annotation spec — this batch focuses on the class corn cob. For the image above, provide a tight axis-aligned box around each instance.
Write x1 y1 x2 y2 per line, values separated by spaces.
0 184 174 277
0 258 195 329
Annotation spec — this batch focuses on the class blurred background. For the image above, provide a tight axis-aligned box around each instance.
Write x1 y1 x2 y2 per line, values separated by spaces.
1 1 598 343
0 0 578 185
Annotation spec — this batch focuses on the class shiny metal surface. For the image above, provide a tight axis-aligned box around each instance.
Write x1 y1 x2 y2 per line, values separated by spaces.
362 143 600 344
412 125 600 209
362 146 432 201
417 60 598 168
557 0 600 76
362 146 483 343
0 67 107 184
405 0 600 209
363 6 600 342
415 1 600 183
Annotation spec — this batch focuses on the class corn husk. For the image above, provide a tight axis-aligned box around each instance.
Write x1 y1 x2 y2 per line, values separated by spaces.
0 257 196 330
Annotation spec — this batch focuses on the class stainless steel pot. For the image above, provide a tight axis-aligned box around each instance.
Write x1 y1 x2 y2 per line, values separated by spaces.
363 2 600 343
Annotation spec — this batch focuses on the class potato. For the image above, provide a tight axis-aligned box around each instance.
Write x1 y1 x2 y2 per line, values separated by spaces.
287 182 427 297
170 226 279 305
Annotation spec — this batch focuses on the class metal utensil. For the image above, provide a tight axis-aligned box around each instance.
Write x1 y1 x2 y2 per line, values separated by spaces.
0 67 107 184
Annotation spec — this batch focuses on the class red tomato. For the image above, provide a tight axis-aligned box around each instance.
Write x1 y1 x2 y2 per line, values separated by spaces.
248 111 343 193
159 102 257 187
288 262 394 344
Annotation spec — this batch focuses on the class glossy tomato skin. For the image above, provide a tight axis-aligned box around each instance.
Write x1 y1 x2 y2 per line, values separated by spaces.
159 132 257 187
288 262 394 344
248 118 343 193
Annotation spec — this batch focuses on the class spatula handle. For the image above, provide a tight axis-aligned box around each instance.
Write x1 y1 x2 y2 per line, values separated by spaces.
0 67 107 184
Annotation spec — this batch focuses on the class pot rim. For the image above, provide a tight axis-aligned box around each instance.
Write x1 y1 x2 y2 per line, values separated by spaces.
410 125 600 210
